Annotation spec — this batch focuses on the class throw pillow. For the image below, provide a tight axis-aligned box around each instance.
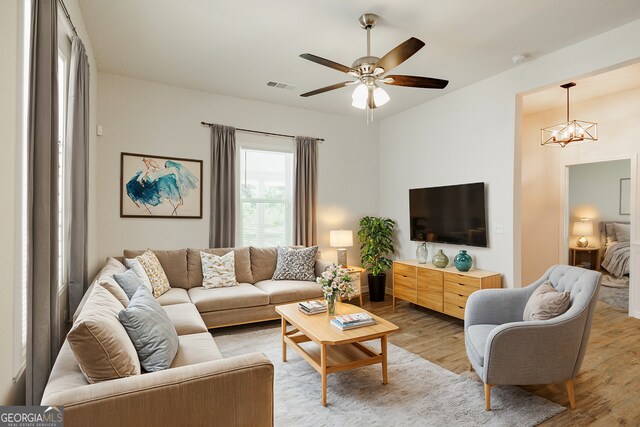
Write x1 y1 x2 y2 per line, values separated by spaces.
523 281 571 321
136 250 171 297
124 257 154 291
201 251 238 288
114 269 150 299
98 275 130 307
118 286 179 372
272 246 318 281
68 285 141 383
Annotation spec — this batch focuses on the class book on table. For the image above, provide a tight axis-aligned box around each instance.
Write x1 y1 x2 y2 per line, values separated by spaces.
330 318 377 330
334 313 373 325
298 300 327 315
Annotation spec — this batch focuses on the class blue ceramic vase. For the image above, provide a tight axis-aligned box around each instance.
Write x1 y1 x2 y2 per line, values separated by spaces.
454 250 473 272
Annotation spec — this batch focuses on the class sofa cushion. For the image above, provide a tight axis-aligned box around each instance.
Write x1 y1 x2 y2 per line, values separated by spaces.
523 281 571 321
253 280 323 305
118 287 179 372
187 247 253 287
67 285 141 383
201 251 238 289
155 287 191 306
272 246 318 281
74 257 128 321
97 275 129 307
465 324 499 367
136 250 171 297
162 303 208 335
170 332 224 368
188 283 269 312
249 247 278 283
124 249 189 289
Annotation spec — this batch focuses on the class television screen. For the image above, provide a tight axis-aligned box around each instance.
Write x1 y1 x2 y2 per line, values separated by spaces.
409 182 487 247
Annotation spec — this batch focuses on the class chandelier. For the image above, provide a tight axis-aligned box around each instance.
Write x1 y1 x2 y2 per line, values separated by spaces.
541 82 597 147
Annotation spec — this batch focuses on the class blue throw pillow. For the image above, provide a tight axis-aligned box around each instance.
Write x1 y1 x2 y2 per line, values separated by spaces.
114 269 145 299
118 286 179 372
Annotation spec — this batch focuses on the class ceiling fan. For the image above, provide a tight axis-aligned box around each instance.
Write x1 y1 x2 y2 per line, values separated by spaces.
299 13 449 110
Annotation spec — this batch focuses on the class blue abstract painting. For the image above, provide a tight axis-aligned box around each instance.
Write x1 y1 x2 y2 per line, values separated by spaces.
121 153 202 218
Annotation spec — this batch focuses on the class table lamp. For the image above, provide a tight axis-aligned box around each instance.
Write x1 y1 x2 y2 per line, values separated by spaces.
330 230 353 267
573 218 593 248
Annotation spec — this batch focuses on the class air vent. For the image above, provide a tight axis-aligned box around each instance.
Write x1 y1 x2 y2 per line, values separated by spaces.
267 81 296 90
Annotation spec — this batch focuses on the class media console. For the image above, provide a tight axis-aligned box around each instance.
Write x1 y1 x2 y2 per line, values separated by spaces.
392 260 501 319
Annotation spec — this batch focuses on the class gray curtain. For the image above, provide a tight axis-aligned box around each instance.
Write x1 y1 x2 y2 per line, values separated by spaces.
293 136 318 246
67 36 90 319
26 0 60 405
209 124 236 247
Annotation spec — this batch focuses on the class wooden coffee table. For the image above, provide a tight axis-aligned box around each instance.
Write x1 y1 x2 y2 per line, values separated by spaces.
275 302 399 406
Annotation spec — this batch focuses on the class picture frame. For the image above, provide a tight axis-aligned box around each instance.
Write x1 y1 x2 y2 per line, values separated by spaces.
120 152 203 218
619 178 630 215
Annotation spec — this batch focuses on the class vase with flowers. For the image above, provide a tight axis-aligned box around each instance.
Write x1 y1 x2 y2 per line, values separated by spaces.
316 264 356 316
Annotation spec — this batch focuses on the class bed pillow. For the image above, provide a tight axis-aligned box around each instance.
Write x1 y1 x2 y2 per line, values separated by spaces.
613 223 630 244
272 246 318 281
523 281 571 321
136 250 171 297
124 257 154 291
118 286 179 372
201 251 238 289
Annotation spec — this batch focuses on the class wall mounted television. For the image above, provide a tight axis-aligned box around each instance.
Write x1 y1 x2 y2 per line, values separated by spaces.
409 182 488 247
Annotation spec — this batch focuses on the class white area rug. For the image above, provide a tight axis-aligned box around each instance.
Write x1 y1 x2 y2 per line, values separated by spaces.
214 326 565 426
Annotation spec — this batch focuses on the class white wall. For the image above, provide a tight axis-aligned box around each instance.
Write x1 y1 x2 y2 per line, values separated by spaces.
522 88 640 287
568 159 631 242
379 18 640 292
96 73 379 275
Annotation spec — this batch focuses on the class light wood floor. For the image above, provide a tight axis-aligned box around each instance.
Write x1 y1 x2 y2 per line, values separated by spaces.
362 295 640 426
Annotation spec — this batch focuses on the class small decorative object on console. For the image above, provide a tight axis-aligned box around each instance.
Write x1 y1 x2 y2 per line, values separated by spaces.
316 264 356 316
454 250 473 272
432 249 449 268
416 242 428 264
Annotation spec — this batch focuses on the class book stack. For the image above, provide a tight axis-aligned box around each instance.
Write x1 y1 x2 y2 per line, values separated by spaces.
330 312 376 330
298 300 327 315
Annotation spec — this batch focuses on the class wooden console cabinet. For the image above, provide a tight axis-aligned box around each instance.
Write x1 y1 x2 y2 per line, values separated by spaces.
392 260 501 319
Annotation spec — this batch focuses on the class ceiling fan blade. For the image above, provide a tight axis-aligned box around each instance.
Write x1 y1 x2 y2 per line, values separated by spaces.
300 53 353 74
375 37 425 73
300 81 352 97
384 75 449 89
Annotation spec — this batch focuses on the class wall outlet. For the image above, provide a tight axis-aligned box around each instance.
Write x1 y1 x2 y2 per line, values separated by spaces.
494 223 504 234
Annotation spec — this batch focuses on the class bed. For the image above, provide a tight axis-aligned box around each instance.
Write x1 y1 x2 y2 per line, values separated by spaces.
600 221 631 278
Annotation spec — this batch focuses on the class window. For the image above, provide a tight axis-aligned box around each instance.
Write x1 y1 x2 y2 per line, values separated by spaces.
238 147 293 247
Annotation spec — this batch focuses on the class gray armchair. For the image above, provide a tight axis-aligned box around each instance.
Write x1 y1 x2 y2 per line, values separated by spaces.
464 265 601 411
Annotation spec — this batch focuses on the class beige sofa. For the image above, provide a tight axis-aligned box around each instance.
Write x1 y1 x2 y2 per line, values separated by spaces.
42 246 328 426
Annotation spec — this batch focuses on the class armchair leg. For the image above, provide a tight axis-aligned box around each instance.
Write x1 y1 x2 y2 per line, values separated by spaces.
484 383 493 411
565 379 576 410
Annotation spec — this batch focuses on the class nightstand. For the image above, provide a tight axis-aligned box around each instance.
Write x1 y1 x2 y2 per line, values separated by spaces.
345 266 366 306
568 247 600 270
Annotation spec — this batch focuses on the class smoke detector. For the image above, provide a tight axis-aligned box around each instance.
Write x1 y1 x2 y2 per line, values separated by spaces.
267 81 297 90
512 54 528 64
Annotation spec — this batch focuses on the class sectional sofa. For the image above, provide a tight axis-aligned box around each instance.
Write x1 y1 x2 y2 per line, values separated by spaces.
41 246 330 426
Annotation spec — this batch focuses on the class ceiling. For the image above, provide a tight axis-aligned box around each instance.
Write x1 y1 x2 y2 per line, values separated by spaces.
77 0 640 119
523 61 640 115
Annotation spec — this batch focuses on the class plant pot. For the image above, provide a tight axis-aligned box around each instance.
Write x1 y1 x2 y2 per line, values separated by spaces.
368 273 386 302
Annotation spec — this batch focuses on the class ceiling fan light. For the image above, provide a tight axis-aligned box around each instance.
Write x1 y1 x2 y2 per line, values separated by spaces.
373 86 390 107
351 84 368 109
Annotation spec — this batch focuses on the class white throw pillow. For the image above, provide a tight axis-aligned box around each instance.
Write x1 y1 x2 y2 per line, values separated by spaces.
124 258 154 293
613 223 630 244
201 251 238 289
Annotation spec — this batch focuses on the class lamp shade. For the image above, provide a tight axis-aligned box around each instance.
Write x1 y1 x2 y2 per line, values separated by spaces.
330 230 353 248
573 219 593 236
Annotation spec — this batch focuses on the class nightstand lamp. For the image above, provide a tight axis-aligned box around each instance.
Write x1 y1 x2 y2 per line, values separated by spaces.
330 230 353 267
573 218 593 248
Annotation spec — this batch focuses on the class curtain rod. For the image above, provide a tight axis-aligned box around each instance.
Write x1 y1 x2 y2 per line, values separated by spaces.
200 121 325 142
59 0 79 37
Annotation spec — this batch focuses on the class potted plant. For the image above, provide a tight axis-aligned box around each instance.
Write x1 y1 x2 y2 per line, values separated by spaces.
357 216 396 302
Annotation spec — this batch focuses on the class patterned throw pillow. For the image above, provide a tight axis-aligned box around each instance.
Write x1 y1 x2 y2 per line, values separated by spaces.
272 246 318 281
136 250 171 297
201 251 238 289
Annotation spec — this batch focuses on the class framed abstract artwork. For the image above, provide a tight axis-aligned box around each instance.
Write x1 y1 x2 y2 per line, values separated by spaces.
120 152 203 218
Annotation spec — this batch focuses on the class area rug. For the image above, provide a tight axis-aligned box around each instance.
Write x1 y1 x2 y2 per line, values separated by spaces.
213 326 566 426
599 274 629 310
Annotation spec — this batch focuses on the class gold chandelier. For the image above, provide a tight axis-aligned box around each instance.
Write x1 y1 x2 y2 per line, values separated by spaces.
541 82 597 147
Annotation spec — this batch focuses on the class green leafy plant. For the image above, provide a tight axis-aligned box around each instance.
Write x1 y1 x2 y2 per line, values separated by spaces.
357 216 396 276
